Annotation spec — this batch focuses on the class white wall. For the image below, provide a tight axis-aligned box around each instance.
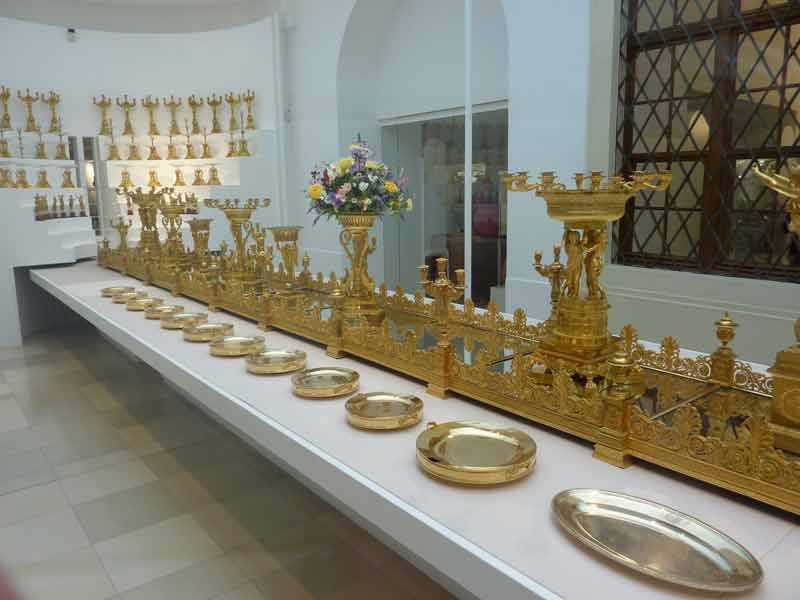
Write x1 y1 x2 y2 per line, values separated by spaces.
0 17 276 137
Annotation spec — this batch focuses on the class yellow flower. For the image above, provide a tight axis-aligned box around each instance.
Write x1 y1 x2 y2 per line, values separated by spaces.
307 183 323 200
385 181 399 193
406 198 413 211
366 160 379 170
338 158 354 173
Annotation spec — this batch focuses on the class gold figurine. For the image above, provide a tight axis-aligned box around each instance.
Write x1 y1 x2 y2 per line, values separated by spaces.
142 95 160 136
34 193 49 220
78 194 86 216
224 92 241 132
35 132 47 160
207 93 223 134
93 95 113 136
192 168 206 186
0 130 10 158
147 169 161 188
18 89 41 132
50 195 57 216
16 167 30 188
188 95 203 135
127 134 141 161
54 119 69 160
116 95 137 137
35 168 50 188
243 90 256 130
174 167 186 187
0 86 11 130
119 167 134 189
58 194 66 218
68 195 75 217
44 91 60 133
207 165 221 185
163 95 182 136
201 127 212 159
61 167 75 188
184 120 197 159
147 136 161 161
167 135 178 160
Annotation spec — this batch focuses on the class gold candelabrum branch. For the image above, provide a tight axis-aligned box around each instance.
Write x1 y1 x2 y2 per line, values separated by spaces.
163 95 182 136
204 197 270 278
18 89 41 132
0 86 11 130
420 257 465 348
142 95 160 136
188 218 212 265
207 94 223 134
116 95 137 137
110 217 132 253
44 91 60 134
118 186 170 258
224 92 241 132
188 95 203 135
93 95 113 136
753 163 800 233
268 226 302 292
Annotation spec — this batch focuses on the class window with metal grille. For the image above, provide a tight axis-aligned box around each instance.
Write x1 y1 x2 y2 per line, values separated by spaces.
615 0 800 280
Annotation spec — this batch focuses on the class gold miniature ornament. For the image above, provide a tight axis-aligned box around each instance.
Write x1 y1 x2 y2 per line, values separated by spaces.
68 195 75 217
127 134 141 161
0 86 11 130
34 193 49 220
141 95 160 136
44 91 60 134
119 167 134 189
0 168 11 188
163 95 182 136
16 167 30 188
93 95 113 136
224 92 241 132
54 120 69 160
107 125 122 160
147 136 161 161
0 130 10 158
147 169 161 188
183 120 197 159
50 195 57 216
226 130 237 158
35 168 50 188
166 135 178 160
58 194 66 217
207 165 221 186
187 95 203 135
201 127 212 159
78 194 86 216
35 132 47 160
237 120 250 157
207 94 223 134
116 95 137 137
18 89 41 132
173 167 186 187
16 128 24 158
192 168 206 186
61 168 75 188
243 89 256 130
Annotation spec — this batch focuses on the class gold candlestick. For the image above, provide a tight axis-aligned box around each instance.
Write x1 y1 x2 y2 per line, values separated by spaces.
35 168 50 188
34 193 48 220
58 194 66 218
243 89 256 130
237 120 250 157
50 195 57 216
147 136 161 160
420 257 465 344
166 135 178 160
68 195 75 216
119 167 134 189
127 134 141 161
61 168 75 188
18 89 41 132
116 95 137 137
207 93 223 134
147 169 161 188
226 130 237 157
0 86 11 130
78 194 86 216
184 120 197 159
207 165 221 185
54 119 69 160
45 91 60 134
224 92 241 132
107 121 122 160
201 127 212 159
204 197 270 278
192 168 206 186
16 128 24 158
16 167 30 188
35 132 47 160
163 95 182 136
0 131 10 158
0 168 10 188
188 95 203 135
93 95 113 136
142 95 160 136
174 167 186 187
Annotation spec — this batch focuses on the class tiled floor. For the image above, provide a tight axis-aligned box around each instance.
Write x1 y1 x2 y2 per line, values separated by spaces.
0 325 454 599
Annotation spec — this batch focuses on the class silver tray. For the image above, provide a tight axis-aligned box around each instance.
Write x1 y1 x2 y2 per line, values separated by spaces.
552 489 763 592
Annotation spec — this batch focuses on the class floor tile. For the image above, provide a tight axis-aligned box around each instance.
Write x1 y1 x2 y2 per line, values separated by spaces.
11 546 115 600
94 513 222 592
0 448 55 495
191 501 256 550
44 429 135 478
284 543 375 598
220 484 312 541
162 461 271 509
120 414 220 456
253 569 314 600
60 458 157 505
74 479 188 543
0 509 89 568
382 557 454 599
0 396 28 433
0 481 68 528
118 553 245 600
318 510 399 568
212 582 266 600
82 382 123 412
320 574 413 600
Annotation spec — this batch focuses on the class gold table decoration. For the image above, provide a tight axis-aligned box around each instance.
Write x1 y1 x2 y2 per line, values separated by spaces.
127 134 141 161
18 89 41 132
226 131 237 158
55 121 69 160
60 168 75 188
163 96 182 136
144 303 184 320
552 489 763 592
209 335 265 357
0 86 11 130
111 218 130 252
345 392 423 430
44 91 60 134
16 168 30 189
161 311 207 330
200 128 212 159
183 322 234 342
243 90 256 130
119 186 163 258
167 135 179 161
50 196 58 216
268 225 302 293
126 297 164 311
119 167 134 189
35 132 47 160
0 167 11 188
34 193 49 220
142 95 160 136
225 92 241 131
79 194 86 217
207 165 221 186
112 290 148 304
101 285 134 298
107 123 122 161
204 197 270 283
147 137 161 161
188 95 203 135
0 131 9 157
192 168 206 186
184 121 197 159
173 166 186 187
147 169 161 188
35 168 50 188
207 94 223 134
337 213 382 323
246 348 307 375
416 421 536 486
292 367 360 398
237 123 250 157
116 95 136 137
93 95 112 136
58 195 66 218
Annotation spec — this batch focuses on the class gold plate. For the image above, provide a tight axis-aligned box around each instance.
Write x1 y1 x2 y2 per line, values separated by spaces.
291 367 359 398
246 348 306 374
184 322 234 342
416 421 536 485
160 312 207 330
101 285 134 298
345 392 423 430
145 304 185 320
209 335 265 357
126 297 164 311
552 489 763 592
111 290 147 304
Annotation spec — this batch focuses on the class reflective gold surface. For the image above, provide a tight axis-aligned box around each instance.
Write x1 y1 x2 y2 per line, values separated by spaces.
552 489 763 592
209 335 265 357
101 286 134 298
292 367 360 398
111 290 147 304
345 392 423 430
183 322 234 342
126 297 164 311
246 348 306 374
144 304 184 320
160 312 207 330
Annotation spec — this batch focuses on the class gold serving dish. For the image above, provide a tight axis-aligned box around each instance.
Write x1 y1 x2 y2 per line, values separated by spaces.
345 392 423 430
416 421 536 485
101 285 134 298
145 304 185 320
552 489 763 592
209 335 266 357
126 297 164 311
111 290 147 304
183 322 234 342
292 367 360 398
160 311 208 330
246 348 306 374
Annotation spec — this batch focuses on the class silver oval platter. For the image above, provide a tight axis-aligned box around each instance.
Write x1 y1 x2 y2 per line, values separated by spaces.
552 489 763 592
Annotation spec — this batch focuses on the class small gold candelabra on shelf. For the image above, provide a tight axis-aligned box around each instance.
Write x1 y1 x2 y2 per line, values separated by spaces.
237 118 250 157
18 89 41 132
79 194 86 216
173 167 186 187
34 193 49 220
226 131 237 158
167 135 179 160
201 128 212 159
207 94 223 134
142 95 160 136
111 217 132 252
13 168 26 188
93 95 113 136
0 86 11 130
127 134 141 161
54 119 69 160
147 169 162 188
107 122 122 160
0 167 11 188
0 130 9 158
184 120 197 159
119 167 134 190
16 128 24 158
147 136 161 160
163 96 182 136
116 95 137 136
243 90 256 130
35 132 47 160
44 91 60 134
188 95 203 135
192 168 206 186
224 92 241 132
207 165 221 185
61 167 76 188
35 168 50 188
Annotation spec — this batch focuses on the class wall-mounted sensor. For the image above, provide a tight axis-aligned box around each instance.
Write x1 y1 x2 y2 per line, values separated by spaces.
67 28 77 43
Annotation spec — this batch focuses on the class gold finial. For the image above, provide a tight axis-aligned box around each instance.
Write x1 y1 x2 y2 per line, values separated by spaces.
714 311 738 347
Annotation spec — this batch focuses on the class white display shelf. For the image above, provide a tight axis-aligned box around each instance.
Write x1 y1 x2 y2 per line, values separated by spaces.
29 261 800 600
0 157 76 167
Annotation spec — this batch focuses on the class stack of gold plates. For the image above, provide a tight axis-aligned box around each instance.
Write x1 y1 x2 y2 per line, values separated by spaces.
145 304 184 320
101 285 134 298
416 421 536 485
126 297 164 311
292 367 359 398
346 392 423 430
160 312 207 330
209 335 265 357
112 290 147 304
246 349 306 374
552 489 763 592
183 322 234 342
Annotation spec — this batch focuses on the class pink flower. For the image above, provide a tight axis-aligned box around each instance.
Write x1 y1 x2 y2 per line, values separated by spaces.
336 183 352 198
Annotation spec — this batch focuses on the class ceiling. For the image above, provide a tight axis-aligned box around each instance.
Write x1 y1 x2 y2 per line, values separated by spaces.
0 0 276 33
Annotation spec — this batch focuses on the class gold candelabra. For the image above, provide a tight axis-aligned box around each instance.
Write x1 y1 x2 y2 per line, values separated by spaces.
157 192 190 270
268 226 303 292
119 186 167 257
35 132 47 160
34 193 49 220
184 121 197 159
54 119 69 160
35 168 50 188
192 168 206 186
188 217 212 265
163 96 182 136
107 122 122 160
142 95 160 136
204 197 270 280
16 128 24 158
207 165 221 186
188 95 203 135
167 135 179 160
243 90 256 130
201 127 212 159
238 119 250 157
754 163 800 233
174 167 186 187
111 217 132 253
147 169 161 188
224 92 241 132
116 95 137 136
226 131 237 158
119 167 134 190
128 134 141 161
44 91 60 134
0 167 12 188
58 195 65 217
93 95 113 136
16 168 28 188
207 94 223 134
0 131 9 158
61 168 76 188
147 136 161 160
0 86 11 130
18 89 41 132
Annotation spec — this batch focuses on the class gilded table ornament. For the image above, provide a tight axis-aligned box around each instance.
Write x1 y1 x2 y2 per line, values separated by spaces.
292 367 360 398
116 95 136 137
160 311 207 330
246 348 307 375
0 86 11 130
126 297 163 311
345 392 423 430
416 421 536 485
18 89 41 133
552 489 763 592
93 95 112 136
209 335 266 357
101 285 134 298
145 304 184 320
183 322 234 342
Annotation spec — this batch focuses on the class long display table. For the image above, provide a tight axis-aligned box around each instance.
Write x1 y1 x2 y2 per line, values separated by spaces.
31 261 799 600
